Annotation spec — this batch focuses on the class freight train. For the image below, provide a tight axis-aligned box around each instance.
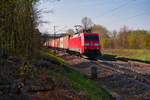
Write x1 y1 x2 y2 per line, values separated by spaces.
45 33 101 56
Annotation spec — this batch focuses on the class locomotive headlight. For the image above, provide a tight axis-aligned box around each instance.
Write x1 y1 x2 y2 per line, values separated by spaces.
85 43 89 46
95 43 99 46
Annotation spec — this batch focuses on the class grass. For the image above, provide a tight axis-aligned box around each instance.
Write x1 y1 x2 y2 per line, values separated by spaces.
66 70 111 100
44 52 65 65
102 49 150 63
43 49 112 100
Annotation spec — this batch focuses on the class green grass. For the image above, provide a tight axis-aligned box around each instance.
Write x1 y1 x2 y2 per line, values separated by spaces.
66 70 111 100
44 52 65 65
103 49 150 62
43 49 112 100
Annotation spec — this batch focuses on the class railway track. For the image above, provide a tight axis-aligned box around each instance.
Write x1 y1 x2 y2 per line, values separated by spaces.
89 58 150 99
96 59 150 84
50 49 150 100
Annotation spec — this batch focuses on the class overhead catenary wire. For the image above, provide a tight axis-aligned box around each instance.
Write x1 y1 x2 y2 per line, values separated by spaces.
107 11 150 24
125 12 150 20
99 0 136 18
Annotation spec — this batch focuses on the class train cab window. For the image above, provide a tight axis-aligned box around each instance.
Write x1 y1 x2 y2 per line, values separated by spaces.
84 35 99 41
72 34 80 38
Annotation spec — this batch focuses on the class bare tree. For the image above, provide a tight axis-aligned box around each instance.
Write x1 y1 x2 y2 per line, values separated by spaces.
92 24 109 38
66 29 75 35
118 26 130 48
112 30 117 38
81 17 93 32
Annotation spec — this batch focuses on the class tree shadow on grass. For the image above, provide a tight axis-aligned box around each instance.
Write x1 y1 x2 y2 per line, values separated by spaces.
100 54 150 64
117 57 150 64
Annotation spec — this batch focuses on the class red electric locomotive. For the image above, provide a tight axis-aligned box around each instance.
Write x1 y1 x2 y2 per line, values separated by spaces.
45 33 101 56
69 33 101 55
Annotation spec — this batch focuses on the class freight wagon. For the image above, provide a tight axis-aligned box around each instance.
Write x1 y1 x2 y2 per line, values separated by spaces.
45 33 101 56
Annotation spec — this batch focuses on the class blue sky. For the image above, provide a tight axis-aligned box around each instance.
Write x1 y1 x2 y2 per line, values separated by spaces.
37 0 150 34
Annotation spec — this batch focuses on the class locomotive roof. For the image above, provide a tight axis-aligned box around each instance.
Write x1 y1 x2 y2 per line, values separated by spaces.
82 33 99 35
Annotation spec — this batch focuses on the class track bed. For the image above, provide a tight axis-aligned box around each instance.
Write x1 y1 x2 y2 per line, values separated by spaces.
50 49 150 100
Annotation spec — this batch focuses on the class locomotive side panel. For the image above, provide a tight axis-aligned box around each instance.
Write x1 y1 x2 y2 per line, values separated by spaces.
69 36 82 53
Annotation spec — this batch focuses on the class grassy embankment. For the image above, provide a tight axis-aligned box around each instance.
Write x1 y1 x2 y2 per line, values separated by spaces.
43 50 112 100
102 49 150 63
0 49 112 100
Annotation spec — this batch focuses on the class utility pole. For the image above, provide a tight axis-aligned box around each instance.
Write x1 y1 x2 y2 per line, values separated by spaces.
53 25 67 53
54 25 56 53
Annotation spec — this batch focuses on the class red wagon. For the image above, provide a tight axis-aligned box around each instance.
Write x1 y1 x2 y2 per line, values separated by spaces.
45 33 101 56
